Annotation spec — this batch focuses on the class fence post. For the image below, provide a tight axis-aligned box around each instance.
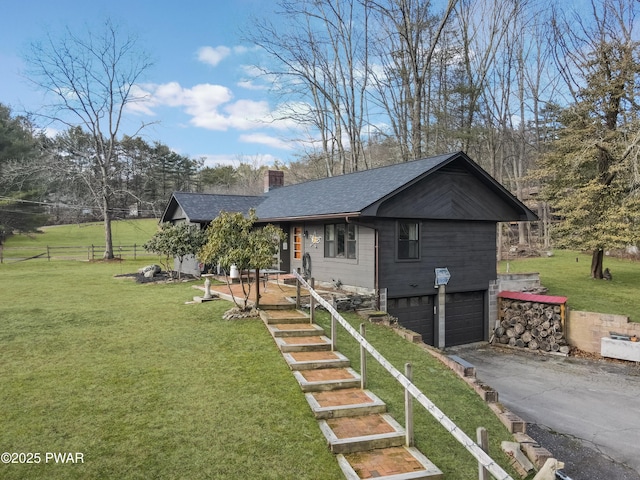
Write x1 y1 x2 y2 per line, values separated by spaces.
309 278 315 324
91 244 95 261
360 323 367 389
405 362 414 447
477 427 489 480
134 243 137 260
47 246 50 261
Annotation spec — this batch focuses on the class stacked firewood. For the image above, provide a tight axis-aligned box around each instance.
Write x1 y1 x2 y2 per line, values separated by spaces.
494 299 570 354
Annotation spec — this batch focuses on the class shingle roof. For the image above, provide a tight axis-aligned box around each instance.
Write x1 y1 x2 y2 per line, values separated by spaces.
162 151 536 224
167 192 262 223
255 152 456 220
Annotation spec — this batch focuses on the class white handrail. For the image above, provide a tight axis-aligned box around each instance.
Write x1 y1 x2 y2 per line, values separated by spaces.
294 271 513 480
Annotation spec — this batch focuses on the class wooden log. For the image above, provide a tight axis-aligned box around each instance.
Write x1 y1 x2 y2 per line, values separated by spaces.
551 343 560 352
499 335 509 344
522 331 532 343
528 339 539 350
539 329 549 338
515 323 525 335
515 338 525 348
509 337 517 347
531 327 540 338
506 328 516 338
541 320 551 330
495 327 506 337
559 345 570 354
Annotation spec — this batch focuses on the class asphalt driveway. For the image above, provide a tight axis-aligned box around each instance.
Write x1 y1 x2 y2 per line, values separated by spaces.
450 345 640 480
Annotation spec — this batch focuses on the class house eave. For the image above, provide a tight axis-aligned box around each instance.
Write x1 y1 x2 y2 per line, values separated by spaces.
256 212 362 224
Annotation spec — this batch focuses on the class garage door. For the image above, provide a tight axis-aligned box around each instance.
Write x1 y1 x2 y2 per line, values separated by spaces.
445 291 485 346
387 295 435 345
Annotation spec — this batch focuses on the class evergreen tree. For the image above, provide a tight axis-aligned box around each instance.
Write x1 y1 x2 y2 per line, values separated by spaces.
540 2 640 277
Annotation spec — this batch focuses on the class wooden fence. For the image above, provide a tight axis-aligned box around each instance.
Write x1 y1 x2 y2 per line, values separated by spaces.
0 244 158 263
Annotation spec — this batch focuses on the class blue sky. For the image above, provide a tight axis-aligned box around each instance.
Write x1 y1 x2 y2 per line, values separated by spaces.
0 0 301 167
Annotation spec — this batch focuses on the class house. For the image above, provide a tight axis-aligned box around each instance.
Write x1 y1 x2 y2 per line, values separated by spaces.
160 151 537 347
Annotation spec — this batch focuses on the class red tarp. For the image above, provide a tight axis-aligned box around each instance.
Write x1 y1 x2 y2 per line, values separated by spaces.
498 290 567 305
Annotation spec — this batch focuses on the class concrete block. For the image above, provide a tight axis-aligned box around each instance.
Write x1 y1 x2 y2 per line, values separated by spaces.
601 337 640 362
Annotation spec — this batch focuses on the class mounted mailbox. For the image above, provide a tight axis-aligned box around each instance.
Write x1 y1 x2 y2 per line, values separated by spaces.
434 267 451 286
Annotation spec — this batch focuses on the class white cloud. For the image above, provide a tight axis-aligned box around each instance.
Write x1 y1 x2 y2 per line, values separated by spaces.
197 46 232 67
126 80 306 136
239 132 295 150
199 153 278 168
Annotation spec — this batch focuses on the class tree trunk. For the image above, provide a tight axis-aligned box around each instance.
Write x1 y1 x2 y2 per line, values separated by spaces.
591 248 604 279
103 208 114 259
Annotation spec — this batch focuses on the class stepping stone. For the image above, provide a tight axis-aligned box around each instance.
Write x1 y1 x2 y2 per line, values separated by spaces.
338 446 443 480
319 413 405 454
267 322 324 338
293 367 361 392
260 309 310 324
305 388 387 419
275 335 332 353
283 351 351 371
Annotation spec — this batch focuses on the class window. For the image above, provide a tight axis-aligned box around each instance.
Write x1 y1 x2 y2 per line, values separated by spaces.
293 227 302 259
398 221 419 259
324 223 356 259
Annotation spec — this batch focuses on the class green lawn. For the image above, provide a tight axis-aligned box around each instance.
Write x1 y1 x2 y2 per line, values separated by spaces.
5 219 160 247
0 260 343 479
499 249 640 322
1 220 161 261
0 219 525 479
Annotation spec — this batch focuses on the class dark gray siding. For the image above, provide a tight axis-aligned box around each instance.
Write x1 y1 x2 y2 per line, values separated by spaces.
371 162 524 221
375 219 496 298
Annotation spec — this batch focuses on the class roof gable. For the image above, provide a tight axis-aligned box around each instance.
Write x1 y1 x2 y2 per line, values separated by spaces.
161 192 263 223
369 158 536 221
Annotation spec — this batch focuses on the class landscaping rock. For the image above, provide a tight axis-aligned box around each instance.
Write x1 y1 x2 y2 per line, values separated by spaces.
139 264 161 277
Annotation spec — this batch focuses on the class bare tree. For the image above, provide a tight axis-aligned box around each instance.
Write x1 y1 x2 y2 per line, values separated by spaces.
249 0 370 175
368 0 457 161
25 19 152 258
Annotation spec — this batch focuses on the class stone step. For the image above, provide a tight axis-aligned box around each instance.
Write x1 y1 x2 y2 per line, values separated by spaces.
337 446 443 480
260 309 310 324
305 388 387 420
293 367 361 392
275 335 332 353
267 322 324 338
319 413 406 454
283 351 351 371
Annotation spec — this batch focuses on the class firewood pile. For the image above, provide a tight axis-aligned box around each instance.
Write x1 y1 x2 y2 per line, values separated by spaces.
495 298 570 354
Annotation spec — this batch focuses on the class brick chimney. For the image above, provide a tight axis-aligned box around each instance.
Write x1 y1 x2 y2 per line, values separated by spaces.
264 170 284 193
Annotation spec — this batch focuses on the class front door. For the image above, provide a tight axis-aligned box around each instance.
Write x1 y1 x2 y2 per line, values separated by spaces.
291 226 303 273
